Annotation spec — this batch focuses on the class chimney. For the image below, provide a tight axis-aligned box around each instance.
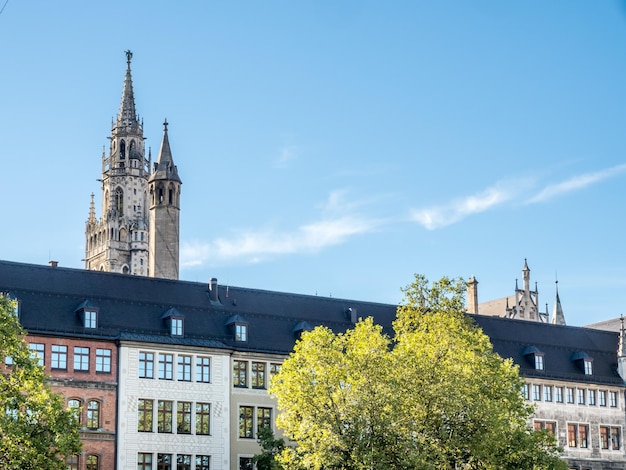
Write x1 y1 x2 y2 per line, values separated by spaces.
208 278 218 302
466 276 478 314
49 261 59 268
346 307 357 324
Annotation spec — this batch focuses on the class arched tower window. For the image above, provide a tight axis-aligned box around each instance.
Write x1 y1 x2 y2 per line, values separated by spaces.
120 140 126 159
115 188 124 216
158 184 164 204
168 185 173 205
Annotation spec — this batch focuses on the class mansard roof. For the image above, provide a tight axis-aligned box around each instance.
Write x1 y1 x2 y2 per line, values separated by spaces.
471 314 622 386
0 259 621 385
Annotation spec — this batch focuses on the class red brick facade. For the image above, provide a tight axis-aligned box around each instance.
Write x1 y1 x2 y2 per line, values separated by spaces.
27 335 117 470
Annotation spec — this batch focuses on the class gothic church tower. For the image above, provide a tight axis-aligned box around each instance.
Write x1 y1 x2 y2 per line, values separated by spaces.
85 51 181 279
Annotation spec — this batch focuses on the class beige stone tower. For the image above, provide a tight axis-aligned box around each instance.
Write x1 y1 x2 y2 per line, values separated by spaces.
85 51 150 275
85 51 181 279
148 120 182 280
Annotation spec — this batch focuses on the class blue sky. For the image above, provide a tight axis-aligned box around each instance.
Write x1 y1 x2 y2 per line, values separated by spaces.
1 1 625 326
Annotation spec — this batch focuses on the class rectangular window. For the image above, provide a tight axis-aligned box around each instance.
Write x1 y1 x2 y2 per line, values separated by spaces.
29 343 44 366
195 455 210 470
74 347 90 371
138 399 153 432
251 362 266 389
611 426 621 450
534 420 556 435
600 426 621 450
158 353 174 380
588 390 596 406
176 455 191 470
239 406 254 438
239 457 253 470
543 385 552 402
171 318 183 336
157 400 173 433
568 423 577 447
579 424 589 448
257 407 272 432
555 387 563 403
532 384 541 401
51 345 68 370
534 355 544 370
177 401 192 434
84 310 97 328
522 383 529 400
235 324 248 342
233 360 247 388
66 455 78 470
68 399 81 423
610 391 618 408
577 389 585 405
177 355 192 382
566 387 574 404
196 402 211 435
599 390 607 407
584 359 593 375
269 363 281 380
139 352 154 378
95 348 111 373
138 453 153 470
157 454 172 470
196 356 211 383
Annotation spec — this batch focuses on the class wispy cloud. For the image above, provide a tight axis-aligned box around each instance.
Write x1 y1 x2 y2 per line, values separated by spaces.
181 190 382 268
273 145 299 168
526 163 626 204
409 183 519 230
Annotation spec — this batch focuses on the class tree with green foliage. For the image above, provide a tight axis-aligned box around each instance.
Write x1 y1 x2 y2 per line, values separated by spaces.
253 425 285 470
270 275 566 470
0 295 82 470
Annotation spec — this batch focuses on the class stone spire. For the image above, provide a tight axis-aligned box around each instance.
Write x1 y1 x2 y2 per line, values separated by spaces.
150 119 181 183
88 193 96 223
617 316 626 382
117 50 137 128
551 280 566 325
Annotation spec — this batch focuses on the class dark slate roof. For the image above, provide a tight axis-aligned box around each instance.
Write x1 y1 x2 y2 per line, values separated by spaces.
471 314 623 386
0 260 622 386
0 260 397 354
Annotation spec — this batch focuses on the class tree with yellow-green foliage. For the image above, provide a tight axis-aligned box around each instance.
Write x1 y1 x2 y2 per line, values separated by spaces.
270 275 566 470
0 295 81 470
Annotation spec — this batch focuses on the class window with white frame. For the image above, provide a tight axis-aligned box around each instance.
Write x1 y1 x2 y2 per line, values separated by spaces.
588 389 596 406
51 345 68 370
158 353 174 380
95 348 111 373
171 318 183 336
577 388 585 405
599 390 607 407
543 385 552 402
29 343 44 366
196 356 210 383
84 310 97 328
532 384 541 401
609 391 618 408
584 359 593 375
566 387 574 404
74 347 89 371
177 355 191 382
555 387 563 403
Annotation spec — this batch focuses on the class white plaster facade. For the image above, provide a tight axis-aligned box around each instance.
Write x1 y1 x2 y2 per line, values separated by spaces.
117 342 231 469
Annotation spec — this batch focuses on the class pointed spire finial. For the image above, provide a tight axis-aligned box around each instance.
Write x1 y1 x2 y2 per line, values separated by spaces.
125 50 133 65
163 118 169 131
617 315 626 357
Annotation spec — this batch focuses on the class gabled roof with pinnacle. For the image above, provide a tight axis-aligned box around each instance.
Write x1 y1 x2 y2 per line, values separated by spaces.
148 119 181 183
117 50 138 128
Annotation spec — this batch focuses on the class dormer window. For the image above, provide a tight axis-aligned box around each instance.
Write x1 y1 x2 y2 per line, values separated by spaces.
84 310 97 329
572 351 593 375
293 321 313 341
161 308 184 337
522 346 544 371
226 314 249 343
235 324 247 342
75 300 99 329
171 318 183 336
